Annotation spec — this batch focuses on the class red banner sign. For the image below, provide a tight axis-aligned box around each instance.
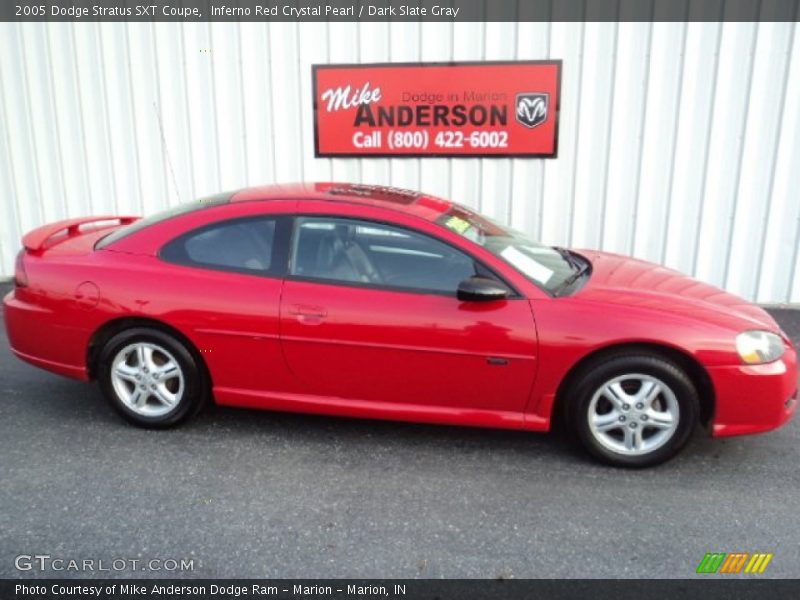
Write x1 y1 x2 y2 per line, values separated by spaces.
313 61 561 158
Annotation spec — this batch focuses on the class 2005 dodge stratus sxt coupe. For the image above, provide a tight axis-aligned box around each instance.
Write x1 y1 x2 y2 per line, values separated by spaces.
4 183 797 467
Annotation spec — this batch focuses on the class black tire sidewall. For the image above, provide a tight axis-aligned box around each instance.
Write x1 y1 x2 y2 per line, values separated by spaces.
569 354 699 468
98 327 203 428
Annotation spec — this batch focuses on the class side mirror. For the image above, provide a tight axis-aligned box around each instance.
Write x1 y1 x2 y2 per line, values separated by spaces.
457 277 509 302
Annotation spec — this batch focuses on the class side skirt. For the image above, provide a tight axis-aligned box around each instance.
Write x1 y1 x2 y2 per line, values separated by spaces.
213 386 550 432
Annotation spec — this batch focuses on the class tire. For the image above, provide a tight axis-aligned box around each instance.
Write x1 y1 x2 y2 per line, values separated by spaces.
98 327 207 428
565 352 699 468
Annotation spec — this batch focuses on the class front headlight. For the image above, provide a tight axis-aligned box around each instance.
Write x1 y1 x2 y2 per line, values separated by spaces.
736 330 785 365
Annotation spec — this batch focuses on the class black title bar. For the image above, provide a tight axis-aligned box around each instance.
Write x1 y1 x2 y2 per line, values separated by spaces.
3 0 799 22
4 579 800 600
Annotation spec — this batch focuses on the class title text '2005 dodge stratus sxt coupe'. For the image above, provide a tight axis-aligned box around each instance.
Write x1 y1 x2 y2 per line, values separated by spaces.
4 183 797 467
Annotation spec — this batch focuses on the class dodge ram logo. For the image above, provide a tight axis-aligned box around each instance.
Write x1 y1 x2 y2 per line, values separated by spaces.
515 93 549 129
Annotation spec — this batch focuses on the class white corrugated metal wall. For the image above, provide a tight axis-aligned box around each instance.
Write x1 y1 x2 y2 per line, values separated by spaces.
1 21 799 302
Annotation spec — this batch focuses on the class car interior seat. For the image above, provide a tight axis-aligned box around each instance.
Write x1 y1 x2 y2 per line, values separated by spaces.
315 224 381 283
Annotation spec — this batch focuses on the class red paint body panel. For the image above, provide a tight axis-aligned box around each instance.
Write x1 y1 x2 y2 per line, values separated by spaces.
3 183 797 440
280 279 537 414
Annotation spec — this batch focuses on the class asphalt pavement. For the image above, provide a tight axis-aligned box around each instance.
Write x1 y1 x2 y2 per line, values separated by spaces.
1 280 799 579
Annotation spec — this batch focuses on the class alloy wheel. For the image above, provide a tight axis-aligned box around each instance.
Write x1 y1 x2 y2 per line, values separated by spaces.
110 342 185 417
587 373 680 456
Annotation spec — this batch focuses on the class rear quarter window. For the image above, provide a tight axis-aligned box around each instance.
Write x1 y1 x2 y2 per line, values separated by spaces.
160 217 278 276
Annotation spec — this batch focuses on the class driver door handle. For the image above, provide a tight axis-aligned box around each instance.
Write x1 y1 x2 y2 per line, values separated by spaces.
289 304 328 324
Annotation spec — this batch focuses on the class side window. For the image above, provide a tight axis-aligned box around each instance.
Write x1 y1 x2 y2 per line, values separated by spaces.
161 217 277 274
290 217 479 294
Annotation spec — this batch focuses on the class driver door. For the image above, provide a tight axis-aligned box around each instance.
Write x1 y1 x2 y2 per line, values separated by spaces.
279 216 538 417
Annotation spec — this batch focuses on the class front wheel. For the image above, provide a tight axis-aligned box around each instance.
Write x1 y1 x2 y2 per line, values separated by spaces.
98 327 207 428
567 353 699 468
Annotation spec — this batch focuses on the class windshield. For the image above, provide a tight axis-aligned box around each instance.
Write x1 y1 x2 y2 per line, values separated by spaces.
435 206 588 295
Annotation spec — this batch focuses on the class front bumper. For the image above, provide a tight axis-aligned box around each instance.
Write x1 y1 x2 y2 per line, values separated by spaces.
708 343 798 437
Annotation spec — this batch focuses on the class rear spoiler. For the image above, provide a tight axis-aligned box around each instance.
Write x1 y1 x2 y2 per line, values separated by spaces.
22 216 139 252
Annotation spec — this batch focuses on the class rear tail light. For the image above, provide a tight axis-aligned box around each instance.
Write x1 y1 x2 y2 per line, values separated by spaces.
14 250 28 287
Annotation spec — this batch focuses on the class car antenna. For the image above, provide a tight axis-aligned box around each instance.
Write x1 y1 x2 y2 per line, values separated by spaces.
153 101 183 205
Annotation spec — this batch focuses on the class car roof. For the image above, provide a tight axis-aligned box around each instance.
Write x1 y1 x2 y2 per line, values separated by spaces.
228 182 456 222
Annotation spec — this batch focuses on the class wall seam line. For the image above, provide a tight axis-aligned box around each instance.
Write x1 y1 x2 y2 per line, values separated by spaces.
97 25 121 214
785 21 800 302
629 19 655 256
0 26 25 254
597 20 621 250
123 23 145 215
752 22 795 300
237 22 250 186
208 21 223 189
721 20 762 290
179 25 196 201
659 21 689 265
689 21 725 278
71 22 94 215
44 25 69 219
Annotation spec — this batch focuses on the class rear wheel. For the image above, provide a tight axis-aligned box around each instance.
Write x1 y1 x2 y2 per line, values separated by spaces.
567 353 699 468
98 328 206 428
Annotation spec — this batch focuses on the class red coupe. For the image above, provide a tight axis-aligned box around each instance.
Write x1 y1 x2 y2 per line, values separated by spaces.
4 183 797 467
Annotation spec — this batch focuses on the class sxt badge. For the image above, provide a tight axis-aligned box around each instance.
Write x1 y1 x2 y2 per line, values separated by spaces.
515 93 549 129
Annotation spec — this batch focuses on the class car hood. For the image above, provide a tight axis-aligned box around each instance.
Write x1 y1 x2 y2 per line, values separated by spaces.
572 250 779 333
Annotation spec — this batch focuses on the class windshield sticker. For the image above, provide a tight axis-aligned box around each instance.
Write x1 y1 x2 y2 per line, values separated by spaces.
444 215 472 234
